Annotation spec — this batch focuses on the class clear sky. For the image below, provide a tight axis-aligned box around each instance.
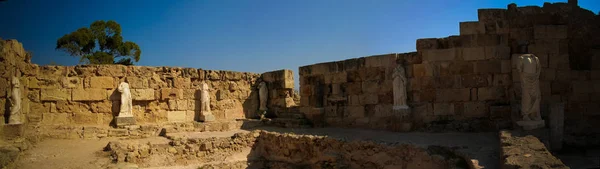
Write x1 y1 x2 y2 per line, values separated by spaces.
1 0 598 81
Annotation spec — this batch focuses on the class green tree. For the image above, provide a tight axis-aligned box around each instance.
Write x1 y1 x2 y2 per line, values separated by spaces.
56 20 141 65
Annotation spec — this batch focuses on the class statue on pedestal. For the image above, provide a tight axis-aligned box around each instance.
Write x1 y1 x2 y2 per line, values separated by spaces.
8 77 22 124
199 82 215 122
516 54 544 130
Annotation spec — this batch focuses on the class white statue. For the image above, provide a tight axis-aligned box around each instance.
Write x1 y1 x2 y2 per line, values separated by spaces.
117 82 133 117
199 82 215 122
8 77 21 124
258 82 268 111
517 54 542 121
392 65 409 110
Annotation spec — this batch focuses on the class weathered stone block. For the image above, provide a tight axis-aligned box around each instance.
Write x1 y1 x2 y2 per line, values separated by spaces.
437 61 473 76
435 89 470 102
416 38 439 50
115 116 136 127
462 47 485 61
477 87 506 101
492 74 511 86
549 54 570 70
72 88 107 101
474 60 501 74
460 21 485 35
423 48 456 62
28 78 60 89
97 65 126 77
131 89 155 101
160 89 183 100
361 80 380 94
490 105 510 119
126 77 148 89
358 68 383 81
534 25 567 39
174 78 191 89
167 111 186 122
90 76 115 89
60 77 82 89
41 113 71 125
484 45 510 60
360 93 378 105
411 90 435 102
461 74 491 87
433 103 454 116
40 89 71 101
464 102 488 117
413 64 433 77
409 77 435 91
572 81 593 93
501 60 511 73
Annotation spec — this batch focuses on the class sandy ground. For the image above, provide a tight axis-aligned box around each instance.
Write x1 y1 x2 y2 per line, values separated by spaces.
11 127 502 169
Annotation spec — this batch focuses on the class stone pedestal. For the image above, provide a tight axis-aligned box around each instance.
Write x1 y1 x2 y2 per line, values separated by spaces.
115 116 136 127
199 113 215 122
2 124 24 138
516 120 545 130
549 103 565 151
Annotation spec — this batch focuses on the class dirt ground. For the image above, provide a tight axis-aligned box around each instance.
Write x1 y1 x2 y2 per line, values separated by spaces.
10 127 501 169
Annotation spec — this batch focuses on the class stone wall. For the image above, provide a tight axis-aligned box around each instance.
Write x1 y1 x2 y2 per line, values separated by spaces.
0 39 269 132
298 1 600 137
260 69 296 117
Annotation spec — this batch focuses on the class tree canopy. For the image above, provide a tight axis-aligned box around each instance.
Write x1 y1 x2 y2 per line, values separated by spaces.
56 20 141 65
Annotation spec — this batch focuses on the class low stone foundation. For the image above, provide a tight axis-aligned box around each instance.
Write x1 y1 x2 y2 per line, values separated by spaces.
499 130 568 169
105 130 473 168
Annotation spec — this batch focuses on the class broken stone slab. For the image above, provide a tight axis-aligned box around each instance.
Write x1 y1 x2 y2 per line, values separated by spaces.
2 124 24 138
115 117 136 127
516 120 545 130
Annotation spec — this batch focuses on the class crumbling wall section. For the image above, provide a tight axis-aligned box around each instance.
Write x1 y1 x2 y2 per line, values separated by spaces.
260 69 296 117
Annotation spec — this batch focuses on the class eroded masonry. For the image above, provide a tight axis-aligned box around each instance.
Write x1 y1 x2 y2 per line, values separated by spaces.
1 1 599 169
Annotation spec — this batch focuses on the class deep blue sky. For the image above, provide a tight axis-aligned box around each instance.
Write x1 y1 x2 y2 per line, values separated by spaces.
1 0 598 77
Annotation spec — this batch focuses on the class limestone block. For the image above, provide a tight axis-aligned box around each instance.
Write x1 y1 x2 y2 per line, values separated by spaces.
206 70 221 80
474 60 501 74
433 103 454 116
411 90 435 102
460 21 485 35
358 67 383 81
477 9 506 23
551 81 569 95
572 81 593 93
174 78 191 89
464 102 488 117
412 64 434 77
126 77 148 89
38 66 67 77
223 71 242 81
90 76 115 89
346 106 365 118
422 48 456 62
72 89 107 101
477 87 506 101
91 101 112 114
416 38 439 50
490 105 510 119
40 89 71 101
182 68 200 78
131 89 155 101
167 111 186 122
492 74 512 86
534 25 567 39
344 82 362 95
361 80 380 94
462 47 485 61
28 78 60 89
408 77 434 91
41 113 71 125
461 74 491 87
60 77 82 89
484 45 511 60
160 88 183 100
331 72 347 84
97 65 126 77
549 54 570 70
501 60 511 73
348 95 360 106
434 76 459 89
359 93 378 105
435 89 471 102
372 104 393 118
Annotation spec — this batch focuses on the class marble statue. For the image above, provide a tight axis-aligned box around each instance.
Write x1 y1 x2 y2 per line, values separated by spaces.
199 82 215 122
117 82 133 117
258 82 268 111
516 54 544 130
392 64 409 110
8 77 22 124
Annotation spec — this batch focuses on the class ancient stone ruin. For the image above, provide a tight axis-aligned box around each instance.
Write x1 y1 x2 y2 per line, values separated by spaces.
1 1 599 168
